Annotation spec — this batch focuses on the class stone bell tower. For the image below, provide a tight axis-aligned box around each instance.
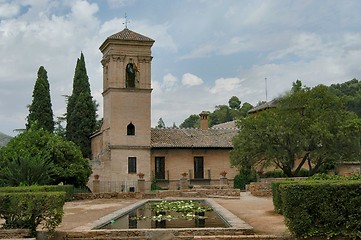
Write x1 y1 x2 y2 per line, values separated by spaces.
91 28 154 187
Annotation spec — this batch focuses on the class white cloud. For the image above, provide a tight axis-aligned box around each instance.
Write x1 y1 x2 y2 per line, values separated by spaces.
182 73 203 87
209 77 243 94
106 0 134 8
181 44 215 59
70 0 99 24
162 73 177 91
0 2 20 18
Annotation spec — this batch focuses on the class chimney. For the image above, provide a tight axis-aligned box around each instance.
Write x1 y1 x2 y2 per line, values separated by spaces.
199 111 210 130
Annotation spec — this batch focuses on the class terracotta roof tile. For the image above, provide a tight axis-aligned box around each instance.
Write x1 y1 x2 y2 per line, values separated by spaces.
151 128 238 148
107 28 154 42
211 121 237 129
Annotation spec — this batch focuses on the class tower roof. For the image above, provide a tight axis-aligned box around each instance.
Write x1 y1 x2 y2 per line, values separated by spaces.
106 28 154 42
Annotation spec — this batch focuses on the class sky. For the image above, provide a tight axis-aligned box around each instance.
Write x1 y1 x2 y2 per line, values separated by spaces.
1 0 361 136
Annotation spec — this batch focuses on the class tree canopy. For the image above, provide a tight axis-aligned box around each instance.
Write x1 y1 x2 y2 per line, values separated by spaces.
179 96 253 128
231 84 360 177
26 66 54 132
179 114 200 128
330 78 361 117
0 124 91 187
66 53 97 158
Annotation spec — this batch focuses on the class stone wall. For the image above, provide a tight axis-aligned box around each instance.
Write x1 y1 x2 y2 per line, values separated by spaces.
73 192 145 200
156 188 240 198
248 178 307 197
0 229 33 239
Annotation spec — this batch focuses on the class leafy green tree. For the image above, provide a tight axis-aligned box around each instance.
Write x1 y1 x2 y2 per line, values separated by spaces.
330 78 361 117
238 102 253 117
209 105 233 127
228 96 241 109
179 114 200 128
0 124 91 187
66 53 97 158
157 118 166 128
231 84 360 177
26 66 54 132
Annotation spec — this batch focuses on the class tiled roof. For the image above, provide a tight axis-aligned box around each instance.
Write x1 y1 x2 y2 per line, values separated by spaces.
151 128 238 148
248 98 279 114
211 121 237 129
106 28 154 42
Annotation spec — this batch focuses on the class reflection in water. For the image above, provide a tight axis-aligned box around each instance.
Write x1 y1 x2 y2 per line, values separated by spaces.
128 211 137 229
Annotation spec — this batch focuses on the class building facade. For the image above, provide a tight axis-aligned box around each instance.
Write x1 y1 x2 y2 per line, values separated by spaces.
90 28 239 192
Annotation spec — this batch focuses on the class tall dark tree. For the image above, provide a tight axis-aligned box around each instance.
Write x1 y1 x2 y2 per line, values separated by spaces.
27 66 54 132
66 53 97 158
157 118 166 128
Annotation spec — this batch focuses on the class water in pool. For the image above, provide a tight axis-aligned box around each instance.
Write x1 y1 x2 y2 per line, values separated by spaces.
101 200 229 229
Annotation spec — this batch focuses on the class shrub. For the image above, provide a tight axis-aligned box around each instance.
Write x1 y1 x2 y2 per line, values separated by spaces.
297 168 310 177
0 191 66 236
0 185 74 201
271 179 296 214
234 170 256 190
281 180 361 239
261 170 287 178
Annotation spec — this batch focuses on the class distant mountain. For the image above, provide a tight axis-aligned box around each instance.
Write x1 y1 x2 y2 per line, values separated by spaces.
0 132 12 149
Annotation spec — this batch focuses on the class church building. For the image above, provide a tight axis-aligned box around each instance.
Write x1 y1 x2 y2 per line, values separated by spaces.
90 28 239 192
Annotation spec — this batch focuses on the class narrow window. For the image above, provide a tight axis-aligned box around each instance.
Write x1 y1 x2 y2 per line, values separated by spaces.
155 157 165 179
194 157 204 179
126 63 136 88
127 123 135 135
128 157 137 173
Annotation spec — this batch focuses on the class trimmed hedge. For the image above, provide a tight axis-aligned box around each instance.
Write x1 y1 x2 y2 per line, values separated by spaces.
0 191 66 236
281 180 361 239
0 185 74 201
271 179 296 214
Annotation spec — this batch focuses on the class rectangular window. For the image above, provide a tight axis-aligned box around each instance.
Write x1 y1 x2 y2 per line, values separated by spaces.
155 157 165 179
194 157 204 179
128 157 137 173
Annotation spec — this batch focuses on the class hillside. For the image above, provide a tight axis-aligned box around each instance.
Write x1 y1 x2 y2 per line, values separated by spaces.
0 131 12 148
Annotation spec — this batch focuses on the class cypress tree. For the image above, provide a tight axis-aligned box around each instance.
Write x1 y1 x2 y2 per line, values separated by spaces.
66 53 97 158
27 66 54 132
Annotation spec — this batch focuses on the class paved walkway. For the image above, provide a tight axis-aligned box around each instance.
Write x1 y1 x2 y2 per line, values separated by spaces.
56 192 290 236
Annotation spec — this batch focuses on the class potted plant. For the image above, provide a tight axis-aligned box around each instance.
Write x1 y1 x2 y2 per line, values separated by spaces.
137 172 145 179
181 172 188 178
220 171 227 178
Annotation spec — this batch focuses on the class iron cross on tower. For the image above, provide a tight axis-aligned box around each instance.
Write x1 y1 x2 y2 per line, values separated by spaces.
123 13 130 29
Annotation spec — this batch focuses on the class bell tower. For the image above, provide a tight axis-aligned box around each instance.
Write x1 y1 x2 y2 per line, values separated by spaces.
92 28 154 185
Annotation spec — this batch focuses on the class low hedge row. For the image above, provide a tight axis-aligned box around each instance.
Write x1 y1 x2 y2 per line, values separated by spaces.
0 185 74 201
0 191 66 236
277 180 361 239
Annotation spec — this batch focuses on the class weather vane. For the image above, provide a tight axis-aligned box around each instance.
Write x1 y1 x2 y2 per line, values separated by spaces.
123 13 130 29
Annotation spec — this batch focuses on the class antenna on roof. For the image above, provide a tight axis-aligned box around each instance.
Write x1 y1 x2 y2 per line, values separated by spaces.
265 77 268 102
123 13 130 29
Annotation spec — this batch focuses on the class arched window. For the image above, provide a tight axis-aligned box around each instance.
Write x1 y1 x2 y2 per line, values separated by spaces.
126 63 136 88
127 123 135 135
